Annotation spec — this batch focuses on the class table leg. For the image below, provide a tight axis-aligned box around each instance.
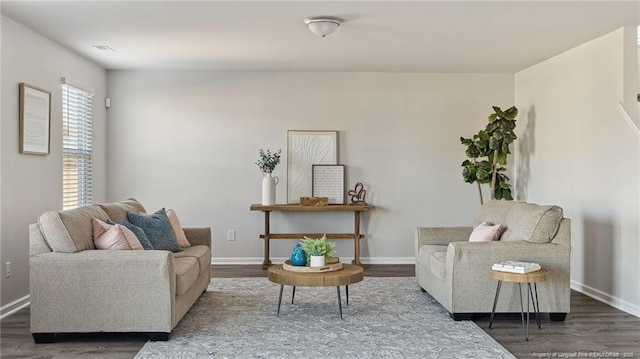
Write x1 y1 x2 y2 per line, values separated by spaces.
526 283 531 341
277 284 283 317
337 286 343 320
352 211 362 266
346 285 349 306
489 280 502 329
531 283 541 329
292 286 296 304
518 283 527 341
262 211 272 270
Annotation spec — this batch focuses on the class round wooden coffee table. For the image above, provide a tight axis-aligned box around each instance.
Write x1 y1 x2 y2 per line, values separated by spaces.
267 263 364 319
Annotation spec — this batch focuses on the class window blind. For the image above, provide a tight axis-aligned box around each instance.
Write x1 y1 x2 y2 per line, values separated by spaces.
62 83 94 210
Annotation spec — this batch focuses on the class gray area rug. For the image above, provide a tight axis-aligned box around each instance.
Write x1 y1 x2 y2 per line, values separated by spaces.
135 277 515 359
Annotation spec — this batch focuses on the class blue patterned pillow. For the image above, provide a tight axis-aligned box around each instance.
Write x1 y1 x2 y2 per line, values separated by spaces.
127 208 182 252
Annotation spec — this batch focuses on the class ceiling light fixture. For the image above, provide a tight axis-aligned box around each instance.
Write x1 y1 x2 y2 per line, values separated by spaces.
92 45 116 53
303 16 342 38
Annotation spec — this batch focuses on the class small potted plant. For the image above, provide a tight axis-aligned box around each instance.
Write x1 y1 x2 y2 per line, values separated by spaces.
255 149 281 205
300 234 336 267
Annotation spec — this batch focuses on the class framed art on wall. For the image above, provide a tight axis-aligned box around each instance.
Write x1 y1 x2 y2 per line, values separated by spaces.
287 130 338 203
312 164 345 204
19 83 51 155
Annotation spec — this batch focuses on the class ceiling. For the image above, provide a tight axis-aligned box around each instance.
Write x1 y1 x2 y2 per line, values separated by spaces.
1 1 638 73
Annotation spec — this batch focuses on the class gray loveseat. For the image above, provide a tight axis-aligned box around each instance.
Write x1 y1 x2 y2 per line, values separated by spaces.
416 200 571 321
29 199 211 343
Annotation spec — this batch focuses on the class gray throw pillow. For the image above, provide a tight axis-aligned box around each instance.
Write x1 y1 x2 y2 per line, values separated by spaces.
117 220 154 250
127 208 182 252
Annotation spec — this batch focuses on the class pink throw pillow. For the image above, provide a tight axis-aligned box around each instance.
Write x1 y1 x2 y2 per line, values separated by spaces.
92 218 143 250
166 209 191 248
469 221 506 242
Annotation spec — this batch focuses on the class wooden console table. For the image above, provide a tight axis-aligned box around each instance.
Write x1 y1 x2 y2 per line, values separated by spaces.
250 204 375 269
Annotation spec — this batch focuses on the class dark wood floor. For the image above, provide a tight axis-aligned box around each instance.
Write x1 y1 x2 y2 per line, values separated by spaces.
1 265 638 359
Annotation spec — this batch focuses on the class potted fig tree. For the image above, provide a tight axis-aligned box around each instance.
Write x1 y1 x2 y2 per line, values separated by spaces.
460 106 518 205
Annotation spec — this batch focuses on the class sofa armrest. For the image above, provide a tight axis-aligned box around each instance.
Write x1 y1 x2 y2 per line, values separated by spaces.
415 226 473 251
184 227 211 248
30 250 176 333
445 240 571 313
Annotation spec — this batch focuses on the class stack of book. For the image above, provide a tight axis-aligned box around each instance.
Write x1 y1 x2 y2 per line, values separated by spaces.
492 261 541 274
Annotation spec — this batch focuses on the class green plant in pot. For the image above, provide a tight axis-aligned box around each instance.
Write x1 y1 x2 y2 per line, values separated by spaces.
460 106 518 205
255 149 282 206
300 234 336 267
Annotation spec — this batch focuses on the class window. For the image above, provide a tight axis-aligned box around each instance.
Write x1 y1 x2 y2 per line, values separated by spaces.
62 83 93 210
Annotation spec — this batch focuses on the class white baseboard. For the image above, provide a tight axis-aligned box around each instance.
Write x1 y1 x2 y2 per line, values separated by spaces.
212 257 415 265
0 295 30 320
571 280 640 318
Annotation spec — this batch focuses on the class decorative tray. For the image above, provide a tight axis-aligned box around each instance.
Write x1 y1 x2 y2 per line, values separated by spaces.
282 259 343 273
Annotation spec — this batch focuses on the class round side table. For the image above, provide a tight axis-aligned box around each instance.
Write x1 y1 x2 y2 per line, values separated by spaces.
488 269 547 341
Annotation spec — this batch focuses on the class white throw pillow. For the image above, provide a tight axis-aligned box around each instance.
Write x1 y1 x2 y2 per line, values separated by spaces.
469 221 506 242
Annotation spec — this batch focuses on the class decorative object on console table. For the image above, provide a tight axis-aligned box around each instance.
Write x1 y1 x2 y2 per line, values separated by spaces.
299 196 328 206
312 164 345 204
300 234 336 267
255 149 281 205
348 182 367 205
287 130 338 204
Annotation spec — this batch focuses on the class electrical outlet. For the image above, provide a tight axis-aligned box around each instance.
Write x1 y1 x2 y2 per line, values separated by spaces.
5 262 11 278
227 230 236 241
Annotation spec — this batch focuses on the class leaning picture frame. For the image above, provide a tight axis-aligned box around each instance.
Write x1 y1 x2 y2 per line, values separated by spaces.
19 83 51 155
287 130 338 204
312 164 346 204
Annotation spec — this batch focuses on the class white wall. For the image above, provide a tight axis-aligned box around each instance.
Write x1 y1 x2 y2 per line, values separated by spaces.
107 71 514 263
515 27 640 316
0 15 107 310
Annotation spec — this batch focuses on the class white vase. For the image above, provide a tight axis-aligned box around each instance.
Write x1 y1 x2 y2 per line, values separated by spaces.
261 173 279 205
310 255 326 267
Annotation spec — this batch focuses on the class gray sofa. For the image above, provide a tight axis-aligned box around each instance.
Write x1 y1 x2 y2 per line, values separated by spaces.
415 200 571 321
29 199 211 343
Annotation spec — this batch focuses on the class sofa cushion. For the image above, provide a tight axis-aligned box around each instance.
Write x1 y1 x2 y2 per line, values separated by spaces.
474 200 517 227
429 251 447 281
92 219 143 250
174 257 200 296
418 244 447 281
127 208 182 252
174 245 211 275
501 203 563 243
38 205 110 252
166 209 191 248
99 198 146 223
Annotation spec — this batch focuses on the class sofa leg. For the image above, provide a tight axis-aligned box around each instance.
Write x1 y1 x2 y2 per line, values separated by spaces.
420 286 426 293
32 333 56 343
450 313 472 321
147 332 170 341
549 313 567 321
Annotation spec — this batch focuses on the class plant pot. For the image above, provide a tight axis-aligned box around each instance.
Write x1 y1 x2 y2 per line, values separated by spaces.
309 255 326 267
261 173 279 206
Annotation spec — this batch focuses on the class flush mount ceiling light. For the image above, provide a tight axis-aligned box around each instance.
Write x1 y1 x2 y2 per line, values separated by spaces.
92 45 116 53
303 16 342 38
